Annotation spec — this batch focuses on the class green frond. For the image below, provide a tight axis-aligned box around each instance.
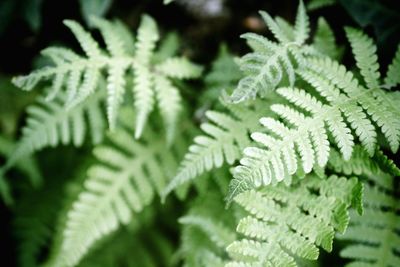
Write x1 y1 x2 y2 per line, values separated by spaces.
226 175 362 267
307 0 336 10
384 44 400 89
202 44 242 104
230 1 316 103
313 18 339 59
156 57 203 79
179 191 236 267
338 175 399 267
0 135 42 190
228 55 399 200
12 15 201 139
2 90 105 174
162 99 271 199
51 108 186 267
294 1 309 45
345 27 381 90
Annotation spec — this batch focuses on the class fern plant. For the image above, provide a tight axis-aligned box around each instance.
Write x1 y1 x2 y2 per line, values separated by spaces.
2 1 400 267
226 175 362 266
12 15 202 140
228 28 400 199
47 108 189 267
230 0 319 102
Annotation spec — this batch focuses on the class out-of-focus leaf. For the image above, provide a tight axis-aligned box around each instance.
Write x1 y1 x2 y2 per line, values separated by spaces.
79 0 113 26
0 0 16 35
21 0 44 32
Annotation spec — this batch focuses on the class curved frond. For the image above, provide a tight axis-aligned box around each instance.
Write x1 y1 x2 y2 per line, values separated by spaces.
162 100 271 199
228 56 400 200
384 44 400 89
2 90 106 175
345 27 380 90
51 108 186 267
226 175 362 267
230 1 316 103
12 15 201 138
338 175 399 267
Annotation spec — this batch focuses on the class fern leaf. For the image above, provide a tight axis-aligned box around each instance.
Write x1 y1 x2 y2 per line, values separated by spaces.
313 18 339 59
2 90 106 175
345 27 381 90
384 44 400 89
338 174 399 267
162 100 271 199
229 55 400 200
226 175 362 267
52 108 186 267
230 1 316 103
179 191 236 267
294 1 309 44
12 16 201 139
156 57 203 79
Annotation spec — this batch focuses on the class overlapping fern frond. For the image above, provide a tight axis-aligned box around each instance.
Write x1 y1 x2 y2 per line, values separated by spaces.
162 99 274 198
226 175 362 267
12 15 202 139
333 151 400 266
228 36 400 199
1 89 105 174
0 135 41 204
49 108 187 267
230 1 318 103
179 191 237 267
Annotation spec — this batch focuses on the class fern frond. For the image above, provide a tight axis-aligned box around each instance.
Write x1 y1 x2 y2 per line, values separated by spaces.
162 99 272 199
2 90 106 175
12 15 202 138
313 18 340 59
345 27 381 90
226 175 362 267
179 191 236 267
228 56 400 200
384 44 400 89
338 174 399 267
230 1 316 103
52 108 186 267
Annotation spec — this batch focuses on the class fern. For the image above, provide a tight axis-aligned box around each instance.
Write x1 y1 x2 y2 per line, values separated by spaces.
179 190 237 267
12 15 202 139
334 155 400 266
384 44 400 89
0 135 42 204
230 1 318 103
162 99 274 198
228 46 400 200
49 108 187 267
1 89 106 176
226 175 362 267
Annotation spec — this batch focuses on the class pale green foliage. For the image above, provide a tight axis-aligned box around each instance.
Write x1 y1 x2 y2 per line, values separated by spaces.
49 108 187 267
12 15 202 139
201 45 242 104
230 1 317 103
313 18 341 60
2 89 105 173
226 175 362 267
384 44 400 89
334 152 400 267
0 135 41 204
229 50 400 200
162 99 272 198
179 191 237 267
307 0 336 10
